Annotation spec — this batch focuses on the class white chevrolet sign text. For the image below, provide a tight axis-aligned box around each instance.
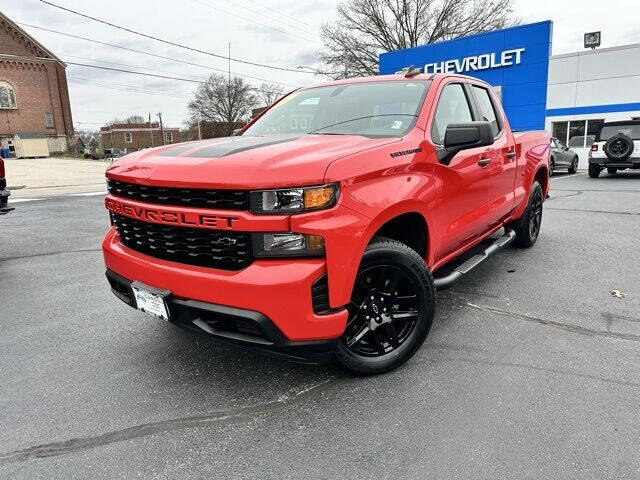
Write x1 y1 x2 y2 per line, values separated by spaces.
424 48 525 74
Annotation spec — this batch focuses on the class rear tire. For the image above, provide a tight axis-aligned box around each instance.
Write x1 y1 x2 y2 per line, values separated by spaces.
568 157 578 174
588 164 601 178
607 168 618 175
331 237 434 376
506 181 543 248
549 158 555 176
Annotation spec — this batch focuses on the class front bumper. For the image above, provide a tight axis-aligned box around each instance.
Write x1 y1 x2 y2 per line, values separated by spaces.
105 269 339 364
102 227 348 343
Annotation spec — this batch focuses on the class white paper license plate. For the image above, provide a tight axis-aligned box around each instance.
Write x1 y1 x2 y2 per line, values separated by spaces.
132 283 169 320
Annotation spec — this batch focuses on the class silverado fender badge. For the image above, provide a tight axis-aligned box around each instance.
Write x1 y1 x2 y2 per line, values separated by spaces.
390 147 423 158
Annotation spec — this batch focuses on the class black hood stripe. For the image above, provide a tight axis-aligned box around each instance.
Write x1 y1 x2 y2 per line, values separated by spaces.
159 134 303 158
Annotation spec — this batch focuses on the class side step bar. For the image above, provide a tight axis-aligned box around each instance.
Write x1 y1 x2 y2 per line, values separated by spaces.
433 229 516 290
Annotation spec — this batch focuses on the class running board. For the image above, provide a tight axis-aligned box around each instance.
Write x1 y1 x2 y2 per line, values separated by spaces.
433 229 516 290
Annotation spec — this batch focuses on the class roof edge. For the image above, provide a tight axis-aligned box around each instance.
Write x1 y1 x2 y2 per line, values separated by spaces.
0 11 66 67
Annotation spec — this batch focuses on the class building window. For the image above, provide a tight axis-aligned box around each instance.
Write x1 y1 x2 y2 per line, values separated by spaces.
124 132 132 143
0 81 17 109
552 119 604 148
45 112 54 128
164 131 173 143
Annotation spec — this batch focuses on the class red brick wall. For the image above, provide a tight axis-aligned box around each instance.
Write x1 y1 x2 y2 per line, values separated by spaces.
101 128 181 151
0 16 73 142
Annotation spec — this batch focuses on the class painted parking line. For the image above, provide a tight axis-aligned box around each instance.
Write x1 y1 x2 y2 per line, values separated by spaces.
551 173 585 180
10 198 44 203
9 191 106 203
68 191 107 197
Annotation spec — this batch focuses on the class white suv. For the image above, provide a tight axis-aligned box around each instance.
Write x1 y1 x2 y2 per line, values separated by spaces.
589 121 640 177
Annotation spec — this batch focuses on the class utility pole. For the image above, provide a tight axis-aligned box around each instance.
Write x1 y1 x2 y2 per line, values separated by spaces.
149 112 154 147
157 112 165 145
197 119 202 141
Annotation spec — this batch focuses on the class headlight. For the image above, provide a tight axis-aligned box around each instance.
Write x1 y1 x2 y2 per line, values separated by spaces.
250 184 338 214
252 233 325 257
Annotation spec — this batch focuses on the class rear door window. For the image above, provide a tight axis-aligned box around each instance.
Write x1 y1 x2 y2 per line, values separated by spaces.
471 85 502 137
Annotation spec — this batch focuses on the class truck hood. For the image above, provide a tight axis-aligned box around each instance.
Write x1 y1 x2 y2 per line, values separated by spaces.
107 133 400 189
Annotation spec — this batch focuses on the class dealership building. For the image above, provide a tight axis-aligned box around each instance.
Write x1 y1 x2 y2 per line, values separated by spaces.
379 21 640 168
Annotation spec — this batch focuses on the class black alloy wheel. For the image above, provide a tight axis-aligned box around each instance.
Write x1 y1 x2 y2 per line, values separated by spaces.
332 237 434 375
529 186 543 241
344 265 420 357
507 181 543 248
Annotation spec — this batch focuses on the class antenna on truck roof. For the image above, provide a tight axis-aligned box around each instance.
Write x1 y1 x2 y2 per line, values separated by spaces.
395 65 423 77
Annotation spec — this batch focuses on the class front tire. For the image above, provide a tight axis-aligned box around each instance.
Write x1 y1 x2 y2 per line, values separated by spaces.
331 237 434 376
506 181 543 248
588 164 601 178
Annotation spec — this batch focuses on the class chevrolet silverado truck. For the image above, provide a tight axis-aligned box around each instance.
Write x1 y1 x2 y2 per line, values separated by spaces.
0 157 13 215
103 73 550 375
589 120 640 177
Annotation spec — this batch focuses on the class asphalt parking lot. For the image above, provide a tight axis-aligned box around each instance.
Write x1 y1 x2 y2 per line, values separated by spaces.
1 171 639 479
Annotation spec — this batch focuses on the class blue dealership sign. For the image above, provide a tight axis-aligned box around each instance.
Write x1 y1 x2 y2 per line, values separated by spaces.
379 21 553 131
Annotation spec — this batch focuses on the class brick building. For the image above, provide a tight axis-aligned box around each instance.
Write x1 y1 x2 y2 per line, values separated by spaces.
101 122 181 152
0 12 73 153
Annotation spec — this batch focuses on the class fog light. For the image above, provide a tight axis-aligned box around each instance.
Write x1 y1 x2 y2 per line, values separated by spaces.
252 233 325 257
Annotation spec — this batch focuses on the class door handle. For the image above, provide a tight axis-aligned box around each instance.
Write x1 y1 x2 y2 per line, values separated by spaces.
477 157 491 167
506 150 516 159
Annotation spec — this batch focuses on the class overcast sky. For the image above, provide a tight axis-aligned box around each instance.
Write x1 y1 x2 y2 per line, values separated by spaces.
4 0 638 130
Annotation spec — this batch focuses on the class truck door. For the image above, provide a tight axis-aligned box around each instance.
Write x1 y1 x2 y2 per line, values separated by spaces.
430 82 493 259
469 83 517 225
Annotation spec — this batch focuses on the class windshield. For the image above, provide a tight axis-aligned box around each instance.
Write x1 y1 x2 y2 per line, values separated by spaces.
598 124 640 141
244 80 430 138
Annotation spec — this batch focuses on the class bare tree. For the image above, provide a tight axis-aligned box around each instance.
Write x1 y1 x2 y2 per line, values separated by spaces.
188 73 256 136
319 0 520 78
255 83 286 108
124 114 146 124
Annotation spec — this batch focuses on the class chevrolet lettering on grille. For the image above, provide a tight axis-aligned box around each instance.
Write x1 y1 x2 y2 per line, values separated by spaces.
105 197 240 229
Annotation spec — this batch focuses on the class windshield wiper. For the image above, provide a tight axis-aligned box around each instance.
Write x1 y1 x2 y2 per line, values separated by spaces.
307 114 417 135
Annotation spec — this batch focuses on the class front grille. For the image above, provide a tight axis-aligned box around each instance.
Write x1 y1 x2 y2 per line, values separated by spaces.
107 179 249 210
112 213 253 270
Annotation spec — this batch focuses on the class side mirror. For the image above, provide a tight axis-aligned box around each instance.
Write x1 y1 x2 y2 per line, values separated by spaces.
232 128 243 136
439 121 494 165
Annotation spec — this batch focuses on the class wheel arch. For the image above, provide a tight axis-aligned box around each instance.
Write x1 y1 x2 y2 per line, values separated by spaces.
324 200 435 309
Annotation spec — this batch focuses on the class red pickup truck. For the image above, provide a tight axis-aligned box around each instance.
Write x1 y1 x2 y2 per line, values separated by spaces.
103 73 549 375
0 157 13 215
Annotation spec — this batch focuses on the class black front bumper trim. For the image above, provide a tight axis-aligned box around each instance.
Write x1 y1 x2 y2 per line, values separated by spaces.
105 269 338 364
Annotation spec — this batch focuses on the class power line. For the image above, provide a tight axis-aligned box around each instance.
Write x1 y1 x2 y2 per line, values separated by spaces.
18 22 299 88
225 0 319 36
39 0 315 74
68 77 192 98
62 54 209 81
248 0 315 29
66 62 203 84
192 0 321 45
